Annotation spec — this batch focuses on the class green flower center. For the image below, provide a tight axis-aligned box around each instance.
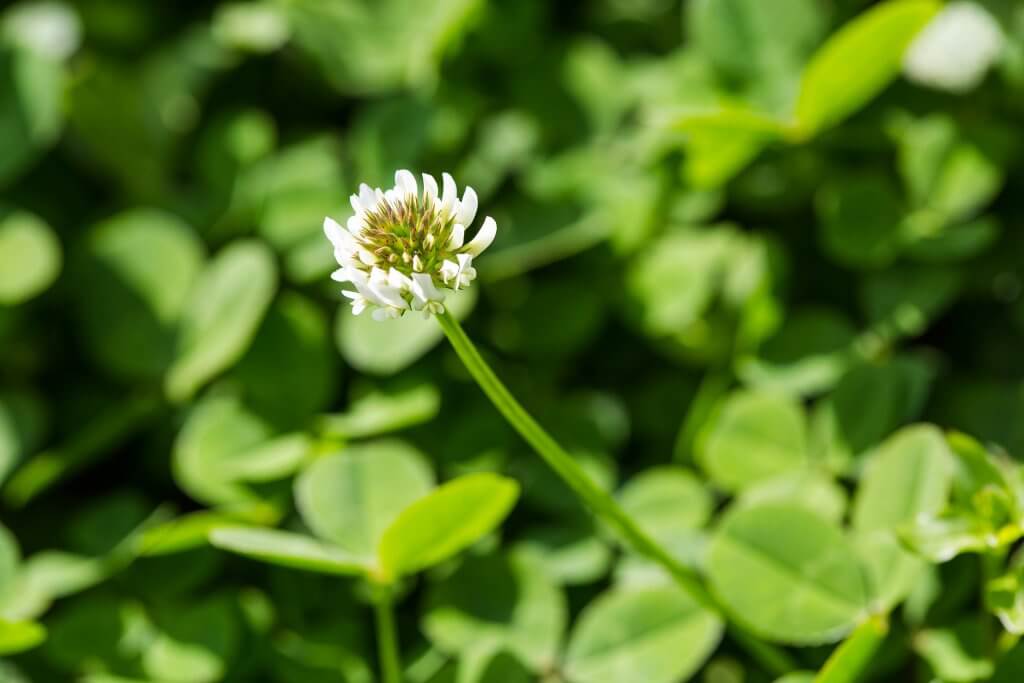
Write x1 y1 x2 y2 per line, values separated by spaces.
358 195 459 277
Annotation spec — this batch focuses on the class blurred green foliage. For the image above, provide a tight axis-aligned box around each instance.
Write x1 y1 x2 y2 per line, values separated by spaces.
4 0 1024 681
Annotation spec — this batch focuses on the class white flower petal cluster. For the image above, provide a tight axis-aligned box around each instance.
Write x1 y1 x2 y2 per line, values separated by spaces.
325 170 496 320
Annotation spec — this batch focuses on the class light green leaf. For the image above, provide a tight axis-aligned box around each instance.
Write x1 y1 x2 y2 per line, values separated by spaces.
794 0 942 137
379 473 519 579
166 239 278 402
336 287 477 375
294 440 434 561
173 393 300 510
736 470 848 525
0 619 45 655
564 586 723 683
318 380 440 439
852 424 954 531
618 466 713 546
136 511 241 557
0 210 61 305
209 526 368 576
707 503 868 644
700 390 807 492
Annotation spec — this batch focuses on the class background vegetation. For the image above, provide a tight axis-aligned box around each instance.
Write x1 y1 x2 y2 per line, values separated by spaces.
2 0 1024 681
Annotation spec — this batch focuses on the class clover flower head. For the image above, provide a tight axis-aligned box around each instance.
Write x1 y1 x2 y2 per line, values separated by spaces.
324 170 496 320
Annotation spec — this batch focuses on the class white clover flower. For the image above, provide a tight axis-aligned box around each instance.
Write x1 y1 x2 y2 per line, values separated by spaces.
325 170 497 320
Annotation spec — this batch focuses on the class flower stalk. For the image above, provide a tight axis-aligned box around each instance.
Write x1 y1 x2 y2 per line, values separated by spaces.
436 310 795 675
326 170 795 676
373 592 402 683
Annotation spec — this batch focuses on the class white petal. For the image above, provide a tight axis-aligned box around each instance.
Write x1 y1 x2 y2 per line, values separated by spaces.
456 186 478 227
346 215 364 236
349 195 362 215
388 268 412 290
370 282 407 309
331 267 350 282
448 223 465 249
352 279 385 307
464 216 496 256
395 169 417 199
410 273 445 304
384 188 398 205
324 217 353 250
440 172 457 214
440 259 459 283
359 184 377 210
422 173 438 204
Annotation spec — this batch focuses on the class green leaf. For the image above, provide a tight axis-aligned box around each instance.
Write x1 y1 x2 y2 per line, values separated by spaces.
0 523 20 609
851 428 954 610
0 210 61 305
422 550 567 671
688 0 826 85
914 619 994 682
793 0 942 137
514 523 612 586
136 511 241 557
285 0 483 94
0 44 63 185
738 307 857 397
379 473 519 579
166 239 278 402
736 470 848 525
71 209 205 381
294 440 434 561
173 393 303 510
0 390 46 487
564 586 722 683
0 619 45 655
233 291 337 428
318 380 441 439
336 287 477 375
707 503 868 644
817 176 904 269
700 390 807 492
209 526 368 576
618 466 712 547
143 597 241 683
852 424 954 531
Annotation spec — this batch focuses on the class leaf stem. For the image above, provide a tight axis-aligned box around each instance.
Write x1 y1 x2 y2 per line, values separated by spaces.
374 592 402 683
436 310 795 675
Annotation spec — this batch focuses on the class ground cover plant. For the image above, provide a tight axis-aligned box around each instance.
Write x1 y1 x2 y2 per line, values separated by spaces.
3 0 1024 681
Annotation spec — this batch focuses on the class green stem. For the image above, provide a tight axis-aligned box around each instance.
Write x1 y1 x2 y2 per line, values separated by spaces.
436 310 795 675
813 615 889 683
374 593 402 683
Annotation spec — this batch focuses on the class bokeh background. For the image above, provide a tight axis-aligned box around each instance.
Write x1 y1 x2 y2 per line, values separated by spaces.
3 0 1024 681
